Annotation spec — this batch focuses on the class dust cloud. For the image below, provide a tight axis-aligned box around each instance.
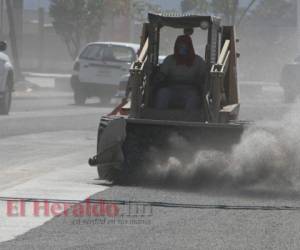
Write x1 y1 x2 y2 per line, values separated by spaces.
146 103 300 190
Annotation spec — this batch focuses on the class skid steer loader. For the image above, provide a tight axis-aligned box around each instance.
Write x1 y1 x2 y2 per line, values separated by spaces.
89 13 248 183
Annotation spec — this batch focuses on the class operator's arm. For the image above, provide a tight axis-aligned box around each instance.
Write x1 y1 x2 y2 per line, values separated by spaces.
153 55 172 85
195 56 207 94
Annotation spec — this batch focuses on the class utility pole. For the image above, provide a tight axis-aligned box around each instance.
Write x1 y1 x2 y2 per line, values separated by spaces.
123 0 131 42
13 0 23 56
231 0 239 25
6 0 22 79
128 0 135 42
38 7 45 71
298 0 300 52
237 0 257 27
0 0 3 39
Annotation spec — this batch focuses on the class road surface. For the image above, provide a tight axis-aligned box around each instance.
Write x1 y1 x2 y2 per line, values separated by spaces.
0 85 300 249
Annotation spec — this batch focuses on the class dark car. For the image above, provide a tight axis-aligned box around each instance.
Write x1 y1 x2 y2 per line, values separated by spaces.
280 56 300 103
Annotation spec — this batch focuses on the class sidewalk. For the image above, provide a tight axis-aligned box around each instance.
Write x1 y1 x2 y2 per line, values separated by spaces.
22 72 71 79
13 88 73 100
23 71 71 90
13 71 73 99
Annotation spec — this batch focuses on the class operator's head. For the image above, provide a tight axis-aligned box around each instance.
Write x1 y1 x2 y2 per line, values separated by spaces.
174 35 196 67
183 27 194 36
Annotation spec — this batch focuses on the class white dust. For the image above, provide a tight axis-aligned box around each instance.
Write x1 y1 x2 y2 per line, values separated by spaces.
147 103 300 189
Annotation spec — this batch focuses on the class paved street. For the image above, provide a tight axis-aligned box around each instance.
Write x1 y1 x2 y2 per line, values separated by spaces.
0 85 300 249
0 90 111 242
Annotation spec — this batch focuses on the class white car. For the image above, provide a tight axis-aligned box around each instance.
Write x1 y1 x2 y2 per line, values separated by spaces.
0 41 14 115
71 42 140 105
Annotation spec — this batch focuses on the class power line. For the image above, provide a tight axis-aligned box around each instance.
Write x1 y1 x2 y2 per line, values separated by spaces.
0 196 300 211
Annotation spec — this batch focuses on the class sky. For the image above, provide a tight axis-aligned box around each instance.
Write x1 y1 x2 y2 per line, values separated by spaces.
23 0 181 10
23 0 257 10
24 0 50 9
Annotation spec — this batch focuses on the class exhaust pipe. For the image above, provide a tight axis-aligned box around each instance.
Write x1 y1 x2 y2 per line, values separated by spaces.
88 155 99 166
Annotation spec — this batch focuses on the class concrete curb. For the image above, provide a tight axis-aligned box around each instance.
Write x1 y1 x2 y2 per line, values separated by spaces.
13 90 73 100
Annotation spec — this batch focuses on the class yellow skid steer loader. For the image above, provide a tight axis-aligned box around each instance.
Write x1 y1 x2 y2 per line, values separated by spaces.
89 13 248 183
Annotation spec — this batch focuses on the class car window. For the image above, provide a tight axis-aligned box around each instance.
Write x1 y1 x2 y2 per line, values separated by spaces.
80 44 135 63
79 44 105 61
109 46 135 63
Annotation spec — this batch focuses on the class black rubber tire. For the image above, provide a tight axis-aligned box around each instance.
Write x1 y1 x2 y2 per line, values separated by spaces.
97 166 122 183
98 96 111 105
0 82 12 115
283 89 297 103
96 117 124 183
74 89 87 105
71 76 87 105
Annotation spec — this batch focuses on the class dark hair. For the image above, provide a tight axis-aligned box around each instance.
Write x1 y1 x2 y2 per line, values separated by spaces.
174 35 196 67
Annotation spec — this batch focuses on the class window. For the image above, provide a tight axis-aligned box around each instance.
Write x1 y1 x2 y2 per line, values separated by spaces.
159 27 207 58
79 44 104 61
111 46 135 63
80 44 135 63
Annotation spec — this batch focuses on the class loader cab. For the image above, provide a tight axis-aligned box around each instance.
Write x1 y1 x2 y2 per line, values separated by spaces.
152 23 210 110
145 15 217 116
129 13 240 123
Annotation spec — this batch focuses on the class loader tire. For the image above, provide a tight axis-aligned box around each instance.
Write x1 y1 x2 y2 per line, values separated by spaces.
97 166 122 183
96 117 124 183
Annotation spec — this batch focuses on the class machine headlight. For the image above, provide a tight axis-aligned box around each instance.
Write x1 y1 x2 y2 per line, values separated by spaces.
200 21 209 30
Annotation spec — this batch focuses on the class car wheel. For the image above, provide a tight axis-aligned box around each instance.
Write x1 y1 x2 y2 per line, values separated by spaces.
74 89 87 105
72 77 87 105
99 96 111 105
0 82 12 115
283 89 297 103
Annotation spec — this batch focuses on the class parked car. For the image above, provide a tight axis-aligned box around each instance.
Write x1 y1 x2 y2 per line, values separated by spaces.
71 42 140 105
114 55 167 100
280 56 300 103
0 41 14 115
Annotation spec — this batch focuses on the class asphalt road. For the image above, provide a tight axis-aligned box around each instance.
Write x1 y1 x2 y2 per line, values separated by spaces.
1 86 300 250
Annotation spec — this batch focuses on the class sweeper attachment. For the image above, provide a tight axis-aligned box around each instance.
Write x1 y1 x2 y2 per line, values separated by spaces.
89 13 247 183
